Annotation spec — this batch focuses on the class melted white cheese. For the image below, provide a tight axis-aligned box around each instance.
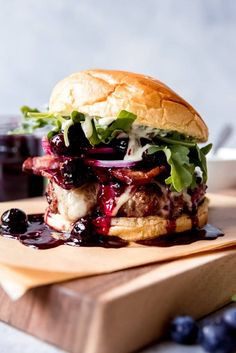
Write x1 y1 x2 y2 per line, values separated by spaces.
123 125 169 162
81 115 94 139
111 186 134 216
124 127 151 161
96 117 116 126
53 182 98 221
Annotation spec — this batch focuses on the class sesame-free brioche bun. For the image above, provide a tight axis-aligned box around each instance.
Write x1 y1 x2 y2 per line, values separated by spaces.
45 198 208 242
49 69 208 142
109 198 208 241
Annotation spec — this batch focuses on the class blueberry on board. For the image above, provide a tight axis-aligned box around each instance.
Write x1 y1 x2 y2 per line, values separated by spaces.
71 218 92 243
222 308 236 332
1 208 27 225
199 322 236 353
170 315 198 344
1 208 28 234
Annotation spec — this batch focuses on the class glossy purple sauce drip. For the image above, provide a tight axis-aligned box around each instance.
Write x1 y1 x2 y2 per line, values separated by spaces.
92 216 112 235
137 224 224 247
0 214 224 249
97 182 126 216
0 214 127 249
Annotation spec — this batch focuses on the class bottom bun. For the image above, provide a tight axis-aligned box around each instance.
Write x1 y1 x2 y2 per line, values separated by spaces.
109 198 209 241
45 198 209 242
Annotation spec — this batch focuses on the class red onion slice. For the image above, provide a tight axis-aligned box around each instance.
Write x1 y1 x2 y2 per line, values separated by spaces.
85 159 139 168
86 147 116 155
42 137 52 155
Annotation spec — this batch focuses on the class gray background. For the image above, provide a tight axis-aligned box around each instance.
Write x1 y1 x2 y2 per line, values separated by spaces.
0 0 236 145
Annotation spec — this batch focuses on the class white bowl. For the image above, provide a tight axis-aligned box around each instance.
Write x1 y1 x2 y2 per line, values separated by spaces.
207 148 236 192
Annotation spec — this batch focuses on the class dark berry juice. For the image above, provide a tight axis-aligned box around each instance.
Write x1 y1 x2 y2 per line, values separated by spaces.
0 118 44 201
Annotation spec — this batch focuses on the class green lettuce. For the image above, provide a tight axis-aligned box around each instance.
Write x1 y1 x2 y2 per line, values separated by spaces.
148 142 212 192
14 107 136 146
95 110 136 144
15 106 212 192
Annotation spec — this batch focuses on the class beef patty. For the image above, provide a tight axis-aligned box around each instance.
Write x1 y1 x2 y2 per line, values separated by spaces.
46 180 206 221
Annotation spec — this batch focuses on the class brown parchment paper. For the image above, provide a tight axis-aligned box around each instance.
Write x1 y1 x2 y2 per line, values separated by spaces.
0 194 236 299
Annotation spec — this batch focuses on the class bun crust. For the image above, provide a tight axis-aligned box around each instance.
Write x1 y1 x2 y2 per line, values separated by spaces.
109 198 208 241
49 69 208 141
45 198 208 242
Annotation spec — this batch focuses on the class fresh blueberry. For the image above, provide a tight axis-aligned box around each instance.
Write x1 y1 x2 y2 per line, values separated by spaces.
59 159 91 188
222 308 236 331
199 322 236 353
49 133 68 155
142 150 167 167
112 138 129 154
1 208 27 225
1 208 27 233
68 123 90 149
170 315 198 344
49 124 90 156
71 217 92 243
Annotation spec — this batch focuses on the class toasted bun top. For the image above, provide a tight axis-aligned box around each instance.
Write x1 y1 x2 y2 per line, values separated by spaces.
49 69 208 141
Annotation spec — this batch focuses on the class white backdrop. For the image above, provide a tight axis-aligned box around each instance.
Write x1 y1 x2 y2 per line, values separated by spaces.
0 0 235 145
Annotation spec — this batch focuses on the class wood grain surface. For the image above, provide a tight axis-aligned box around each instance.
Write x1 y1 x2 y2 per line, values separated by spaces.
0 192 236 353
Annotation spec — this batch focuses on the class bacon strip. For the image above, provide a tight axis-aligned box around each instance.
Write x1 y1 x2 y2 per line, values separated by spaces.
22 155 60 176
23 155 165 186
111 166 165 185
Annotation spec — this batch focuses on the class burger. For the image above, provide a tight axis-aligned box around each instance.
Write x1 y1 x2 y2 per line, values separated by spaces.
20 70 211 242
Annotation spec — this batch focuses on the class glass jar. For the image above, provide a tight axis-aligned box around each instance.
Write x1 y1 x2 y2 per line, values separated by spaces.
0 116 44 201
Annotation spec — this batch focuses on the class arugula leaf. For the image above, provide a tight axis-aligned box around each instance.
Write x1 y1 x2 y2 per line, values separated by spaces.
148 142 212 192
149 145 194 192
82 110 136 146
89 119 101 145
201 143 213 156
21 106 40 117
71 111 85 124
63 120 74 146
165 145 194 192
47 119 63 139
148 145 167 155
196 146 207 183
116 110 137 121
97 110 136 144
155 134 197 147
15 106 211 192
13 107 65 138
16 107 137 147
11 106 43 134
62 112 85 146
189 143 212 183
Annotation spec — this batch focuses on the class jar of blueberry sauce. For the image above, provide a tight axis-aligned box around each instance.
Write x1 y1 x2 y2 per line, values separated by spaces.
0 116 44 201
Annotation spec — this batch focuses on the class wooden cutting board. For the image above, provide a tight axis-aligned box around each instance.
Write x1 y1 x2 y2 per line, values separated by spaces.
0 193 236 353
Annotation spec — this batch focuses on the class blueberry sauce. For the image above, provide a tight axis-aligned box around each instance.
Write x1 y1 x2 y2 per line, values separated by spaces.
97 182 128 216
137 224 224 247
4 214 64 249
92 216 112 236
0 214 128 249
166 219 176 235
0 212 224 249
